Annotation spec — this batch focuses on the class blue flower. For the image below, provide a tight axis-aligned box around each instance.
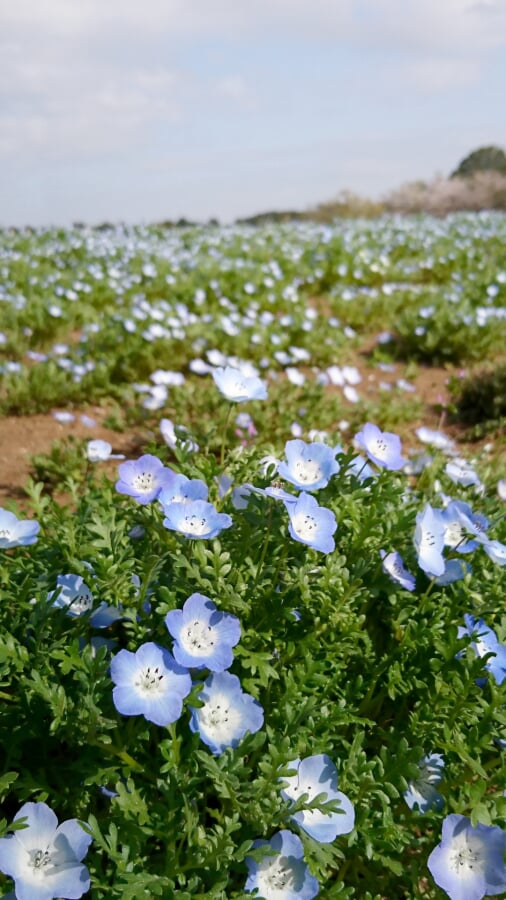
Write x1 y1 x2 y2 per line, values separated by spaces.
277 439 340 491
245 830 319 900
115 454 175 505
458 615 506 686
86 439 124 462
211 365 268 402
434 558 470 585
160 418 199 453
0 508 40 549
110 642 191 726
0 801 92 900
48 574 95 617
380 550 416 591
189 671 264 755
165 593 241 671
427 814 506 900
280 754 355 842
403 753 444 812
483 539 506 566
162 499 232 539
158 473 208 507
440 500 488 553
284 492 337 554
413 504 446 576
445 458 482 489
354 423 406 470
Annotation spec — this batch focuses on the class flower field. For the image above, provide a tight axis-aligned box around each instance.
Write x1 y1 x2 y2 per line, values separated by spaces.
0 212 506 898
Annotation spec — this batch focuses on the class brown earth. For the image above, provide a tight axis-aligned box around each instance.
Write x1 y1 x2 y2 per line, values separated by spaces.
0 359 464 507
0 409 141 505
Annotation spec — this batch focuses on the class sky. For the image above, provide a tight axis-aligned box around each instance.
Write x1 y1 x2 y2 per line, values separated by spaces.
1 0 506 226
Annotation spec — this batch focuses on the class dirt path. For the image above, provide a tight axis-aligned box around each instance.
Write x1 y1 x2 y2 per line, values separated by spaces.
0 358 464 507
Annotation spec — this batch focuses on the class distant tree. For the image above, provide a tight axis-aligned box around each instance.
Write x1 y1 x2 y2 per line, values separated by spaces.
451 145 506 178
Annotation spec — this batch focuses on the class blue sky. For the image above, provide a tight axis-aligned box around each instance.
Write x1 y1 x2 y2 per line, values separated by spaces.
1 0 505 225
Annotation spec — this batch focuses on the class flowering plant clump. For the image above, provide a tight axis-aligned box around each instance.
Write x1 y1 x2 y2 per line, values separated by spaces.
284 491 337 553
165 592 241 671
115 453 175 504
280 754 355 842
245 830 319 900
427 814 506 899
2 217 506 897
354 422 406 470
110 642 192 726
277 439 340 491
211 365 268 402
189 671 264 754
0 508 40 548
0 801 92 900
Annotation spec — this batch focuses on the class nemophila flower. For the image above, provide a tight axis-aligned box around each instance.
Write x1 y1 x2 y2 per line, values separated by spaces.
441 500 489 553
159 418 199 453
0 800 92 900
247 483 298 505
115 454 175 505
380 550 416 591
0 508 40 549
498 479 506 501
483 539 506 566
277 439 340 491
189 671 264 755
162 499 232 539
86 439 125 462
48 574 94 617
427 814 506 900
165 593 241 671
415 426 455 453
280 754 355 843
285 492 337 554
403 753 444 812
245 830 319 900
445 458 482 489
458 614 506 686
89 602 123 628
111 642 191 726
158 473 208 507
354 422 406 470
435 558 470 586
211 365 268 402
345 454 376 482
414 504 446 577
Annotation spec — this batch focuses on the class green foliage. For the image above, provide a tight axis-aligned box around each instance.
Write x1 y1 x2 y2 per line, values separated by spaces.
1 217 506 897
449 362 506 425
451 145 506 179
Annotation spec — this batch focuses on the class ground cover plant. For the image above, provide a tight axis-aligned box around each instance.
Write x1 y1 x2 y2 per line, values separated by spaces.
1 213 506 898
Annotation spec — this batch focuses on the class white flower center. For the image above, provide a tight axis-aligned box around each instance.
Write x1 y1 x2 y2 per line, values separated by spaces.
371 438 388 459
449 842 484 876
32 847 52 869
257 855 297 897
0 529 12 538
70 590 94 614
293 459 323 484
135 666 166 695
445 522 466 547
200 693 242 742
180 620 215 655
182 514 209 536
291 513 318 540
132 471 156 493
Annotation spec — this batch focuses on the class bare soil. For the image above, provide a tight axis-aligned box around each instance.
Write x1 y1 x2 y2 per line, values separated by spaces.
0 361 462 507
